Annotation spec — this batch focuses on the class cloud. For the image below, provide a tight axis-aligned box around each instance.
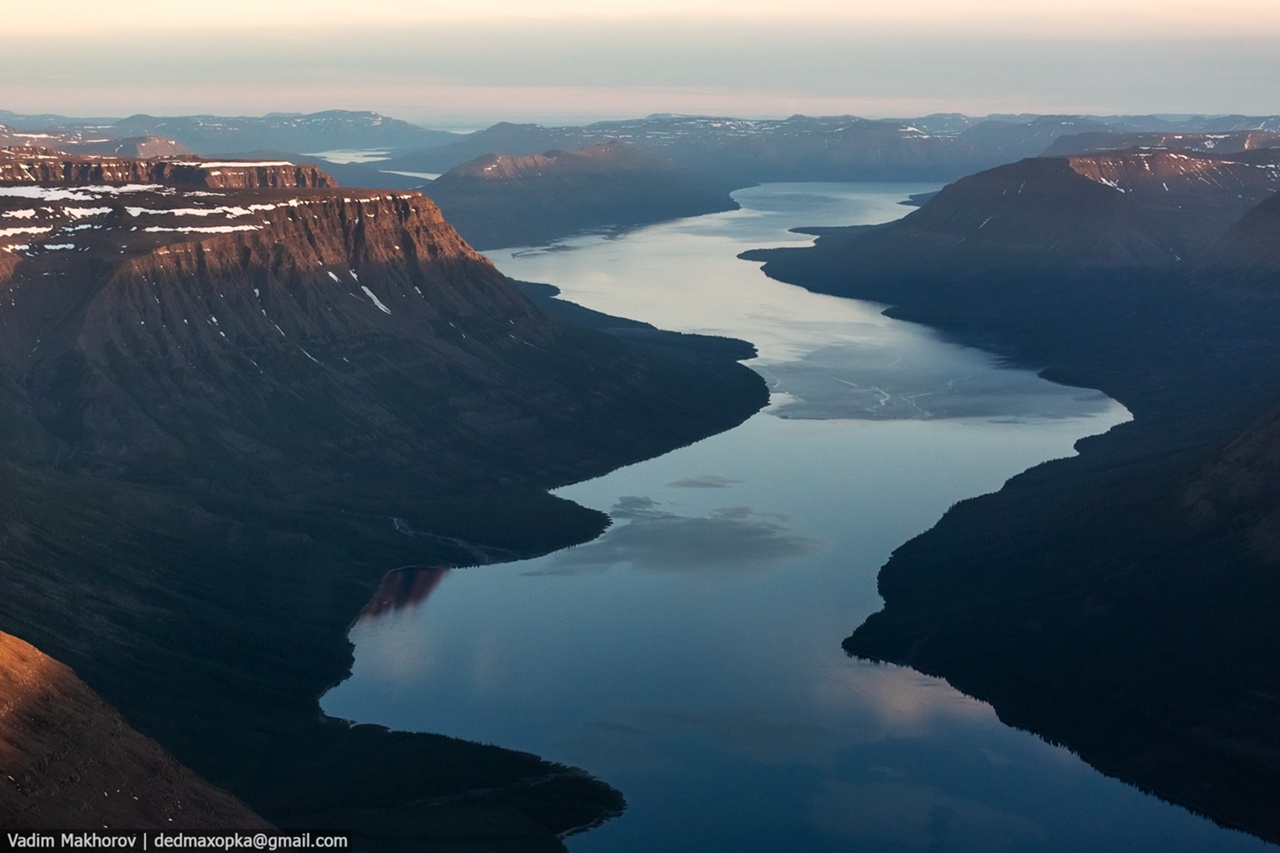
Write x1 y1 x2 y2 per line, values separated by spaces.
664 475 742 489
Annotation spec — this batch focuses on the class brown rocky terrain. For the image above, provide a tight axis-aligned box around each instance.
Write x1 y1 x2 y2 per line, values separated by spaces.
0 630 269 830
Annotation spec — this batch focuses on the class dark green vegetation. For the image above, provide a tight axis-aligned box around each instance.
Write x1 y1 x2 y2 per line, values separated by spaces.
749 153 1280 840
0 166 767 848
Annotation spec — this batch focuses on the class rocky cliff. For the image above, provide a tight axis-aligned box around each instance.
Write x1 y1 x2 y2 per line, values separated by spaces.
0 147 332 188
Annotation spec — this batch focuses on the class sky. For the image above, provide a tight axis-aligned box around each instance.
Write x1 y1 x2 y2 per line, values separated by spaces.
2 1 1278 128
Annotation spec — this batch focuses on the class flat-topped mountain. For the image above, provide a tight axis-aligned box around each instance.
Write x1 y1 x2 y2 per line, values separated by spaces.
425 140 738 248
1043 129 1280 157
379 112 1280 186
0 110 461 157
0 125 192 159
757 147 1280 279
0 151 766 847
0 146 331 189
0 630 270 830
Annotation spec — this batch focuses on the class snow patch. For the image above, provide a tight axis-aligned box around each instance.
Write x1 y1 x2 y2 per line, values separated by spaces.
360 285 392 315
142 225 260 233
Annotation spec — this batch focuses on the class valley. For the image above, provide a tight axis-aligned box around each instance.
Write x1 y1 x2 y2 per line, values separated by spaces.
2 106 1280 850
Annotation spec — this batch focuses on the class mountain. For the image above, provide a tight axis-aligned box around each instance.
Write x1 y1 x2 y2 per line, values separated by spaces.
0 110 462 157
0 151 767 847
749 166 1280 840
0 145 332 188
424 140 739 249
0 126 192 158
756 147 1280 278
381 113 1280 187
379 114 1010 183
0 630 270 830
1042 129 1280 157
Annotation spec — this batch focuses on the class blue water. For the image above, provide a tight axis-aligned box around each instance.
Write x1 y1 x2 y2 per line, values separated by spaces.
323 184 1272 852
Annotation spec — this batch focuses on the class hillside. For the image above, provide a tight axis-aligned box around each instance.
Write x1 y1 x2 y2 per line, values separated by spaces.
750 164 1280 840
0 153 767 847
0 630 269 830
425 141 738 248
750 148 1280 279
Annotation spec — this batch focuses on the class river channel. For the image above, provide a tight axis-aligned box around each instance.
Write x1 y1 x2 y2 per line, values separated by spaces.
322 184 1271 852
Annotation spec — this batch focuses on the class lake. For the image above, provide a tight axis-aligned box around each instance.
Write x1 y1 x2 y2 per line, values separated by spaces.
322 184 1272 852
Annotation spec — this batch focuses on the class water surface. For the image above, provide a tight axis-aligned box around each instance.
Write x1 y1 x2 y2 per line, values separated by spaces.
324 184 1271 852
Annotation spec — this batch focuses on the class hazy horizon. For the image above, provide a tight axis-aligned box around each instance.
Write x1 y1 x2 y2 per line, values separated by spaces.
3 1 1277 127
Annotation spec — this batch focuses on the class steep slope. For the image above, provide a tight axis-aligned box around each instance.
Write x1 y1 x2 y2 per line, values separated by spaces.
0 630 269 830
425 141 738 248
751 179 1280 839
0 157 766 846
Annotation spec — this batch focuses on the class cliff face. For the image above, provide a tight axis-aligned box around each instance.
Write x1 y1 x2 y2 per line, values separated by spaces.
1043 129 1280 157
0 157 764 846
4 182 691 490
0 630 269 830
0 147 332 188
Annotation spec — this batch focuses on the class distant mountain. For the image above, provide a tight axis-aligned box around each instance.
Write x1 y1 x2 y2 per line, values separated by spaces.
1043 129 1280 157
1 125 192 158
380 114 1009 183
0 110 462 157
424 140 739 248
381 112 1280 186
0 150 765 846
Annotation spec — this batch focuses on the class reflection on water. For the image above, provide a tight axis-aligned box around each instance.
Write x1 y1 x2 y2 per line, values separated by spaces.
761 342 1115 421
528 497 817 577
324 184 1273 852
357 566 449 622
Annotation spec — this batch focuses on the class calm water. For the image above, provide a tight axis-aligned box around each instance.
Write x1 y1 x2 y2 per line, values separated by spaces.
323 185 1272 852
